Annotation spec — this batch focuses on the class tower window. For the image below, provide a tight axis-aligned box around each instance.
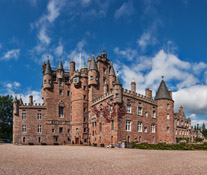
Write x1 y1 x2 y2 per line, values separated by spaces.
83 86 86 90
167 104 170 109
22 113 26 120
59 81 63 87
37 113 42 120
22 125 26 133
138 122 142 132
151 124 155 133
59 127 63 133
167 114 170 120
145 112 148 117
152 111 156 118
52 129 55 133
38 125 42 133
111 120 114 131
59 90 63 95
138 107 143 116
90 76 93 80
100 123 102 133
59 107 64 118
83 95 86 100
126 120 131 131
167 127 170 133
126 104 131 114
144 127 147 133
67 91 70 96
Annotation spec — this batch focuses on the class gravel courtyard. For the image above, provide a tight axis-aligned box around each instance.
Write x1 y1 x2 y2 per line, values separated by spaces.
0 144 206 175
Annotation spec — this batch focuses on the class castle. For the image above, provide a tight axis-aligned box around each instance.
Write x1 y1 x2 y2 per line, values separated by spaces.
13 50 201 146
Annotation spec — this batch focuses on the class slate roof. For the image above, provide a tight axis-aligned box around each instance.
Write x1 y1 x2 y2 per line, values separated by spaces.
89 55 97 70
45 59 52 74
155 80 172 100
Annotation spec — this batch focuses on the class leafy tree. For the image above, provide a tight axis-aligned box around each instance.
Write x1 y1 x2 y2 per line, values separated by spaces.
201 123 207 138
0 95 13 140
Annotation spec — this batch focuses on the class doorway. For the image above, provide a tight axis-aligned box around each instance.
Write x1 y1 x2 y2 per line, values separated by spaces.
75 138 80 144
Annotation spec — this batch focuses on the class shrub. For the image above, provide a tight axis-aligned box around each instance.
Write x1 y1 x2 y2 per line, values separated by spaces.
53 142 59 145
28 142 34 145
41 143 47 145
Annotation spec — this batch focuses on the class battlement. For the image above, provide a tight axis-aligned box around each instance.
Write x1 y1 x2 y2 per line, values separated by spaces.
122 88 157 105
92 91 113 105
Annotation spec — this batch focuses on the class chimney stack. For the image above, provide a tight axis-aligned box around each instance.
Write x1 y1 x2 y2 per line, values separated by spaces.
70 61 75 76
169 89 172 99
29 95 33 105
145 88 152 99
131 79 136 93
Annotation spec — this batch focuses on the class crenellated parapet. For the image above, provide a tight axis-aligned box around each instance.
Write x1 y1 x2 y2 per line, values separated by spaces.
92 91 113 105
122 88 157 105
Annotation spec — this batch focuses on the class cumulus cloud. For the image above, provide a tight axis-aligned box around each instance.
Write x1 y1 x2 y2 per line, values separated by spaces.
114 1 135 20
54 44 64 56
64 40 90 70
0 49 20 61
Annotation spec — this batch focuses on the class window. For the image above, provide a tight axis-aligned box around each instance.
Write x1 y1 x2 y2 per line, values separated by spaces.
22 125 26 133
111 120 114 131
38 137 41 143
152 111 156 118
22 113 26 120
88 112 90 118
38 125 42 133
167 113 170 120
103 68 106 75
138 107 143 116
23 137 25 143
126 104 131 114
44 80 46 84
151 124 155 133
37 113 41 120
100 109 103 117
83 86 86 90
59 127 63 133
167 104 170 109
175 129 177 135
144 127 147 133
179 130 181 135
84 128 87 132
126 120 131 131
100 123 102 133
59 81 63 87
90 76 93 80
68 129 70 134
145 112 148 117
138 122 142 132
59 107 64 118
167 127 169 133
181 120 183 126
52 129 55 133
83 95 86 100
67 91 70 96
177 120 179 126
116 93 119 98
83 107 86 113
59 90 63 96
110 105 113 114
92 131 94 136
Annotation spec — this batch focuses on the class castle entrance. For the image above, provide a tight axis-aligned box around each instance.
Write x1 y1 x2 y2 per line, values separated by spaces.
75 138 80 144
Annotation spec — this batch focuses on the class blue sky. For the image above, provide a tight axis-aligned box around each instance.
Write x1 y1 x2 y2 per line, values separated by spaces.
0 0 207 126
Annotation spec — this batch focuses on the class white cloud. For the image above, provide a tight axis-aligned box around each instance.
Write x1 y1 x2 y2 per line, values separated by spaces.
6 83 12 88
64 40 90 70
38 26 51 45
114 1 135 20
114 47 138 61
54 44 64 56
14 81 21 88
173 85 207 114
0 49 20 61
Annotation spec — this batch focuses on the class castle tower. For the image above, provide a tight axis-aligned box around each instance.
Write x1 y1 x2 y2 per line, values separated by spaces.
131 78 136 93
113 72 122 104
56 57 64 80
88 53 98 86
43 60 53 89
155 79 174 143
13 95 19 115
109 62 116 91
71 67 89 144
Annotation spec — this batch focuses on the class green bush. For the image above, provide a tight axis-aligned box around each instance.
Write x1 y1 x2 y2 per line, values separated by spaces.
176 137 189 143
133 143 207 150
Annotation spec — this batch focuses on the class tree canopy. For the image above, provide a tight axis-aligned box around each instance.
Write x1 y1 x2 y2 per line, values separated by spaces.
0 95 13 140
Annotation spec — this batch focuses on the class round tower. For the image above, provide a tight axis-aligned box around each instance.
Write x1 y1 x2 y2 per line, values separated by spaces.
113 72 122 104
43 59 53 89
109 62 116 91
88 53 98 86
155 79 174 143
71 68 89 144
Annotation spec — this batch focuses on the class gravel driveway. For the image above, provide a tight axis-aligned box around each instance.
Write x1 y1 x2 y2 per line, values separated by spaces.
0 144 206 175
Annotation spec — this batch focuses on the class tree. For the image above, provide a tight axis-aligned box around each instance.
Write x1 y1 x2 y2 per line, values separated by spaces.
201 123 207 138
0 95 13 140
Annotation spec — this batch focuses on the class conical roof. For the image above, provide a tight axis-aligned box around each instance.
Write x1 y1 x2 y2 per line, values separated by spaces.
57 57 63 70
45 60 52 74
155 80 172 100
89 54 97 70
115 72 121 85
109 62 115 76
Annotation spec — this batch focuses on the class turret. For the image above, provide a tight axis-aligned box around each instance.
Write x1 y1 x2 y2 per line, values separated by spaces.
131 78 136 93
56 57 64 80
88 53 98 86
13 95 19 115
113 72 122 104
29 95 33 106
109 62 116 90
155 79 174 143
70 60 75 76
43 59 52 89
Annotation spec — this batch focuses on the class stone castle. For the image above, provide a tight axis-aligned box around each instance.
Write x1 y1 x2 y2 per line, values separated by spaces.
13 50 202 146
